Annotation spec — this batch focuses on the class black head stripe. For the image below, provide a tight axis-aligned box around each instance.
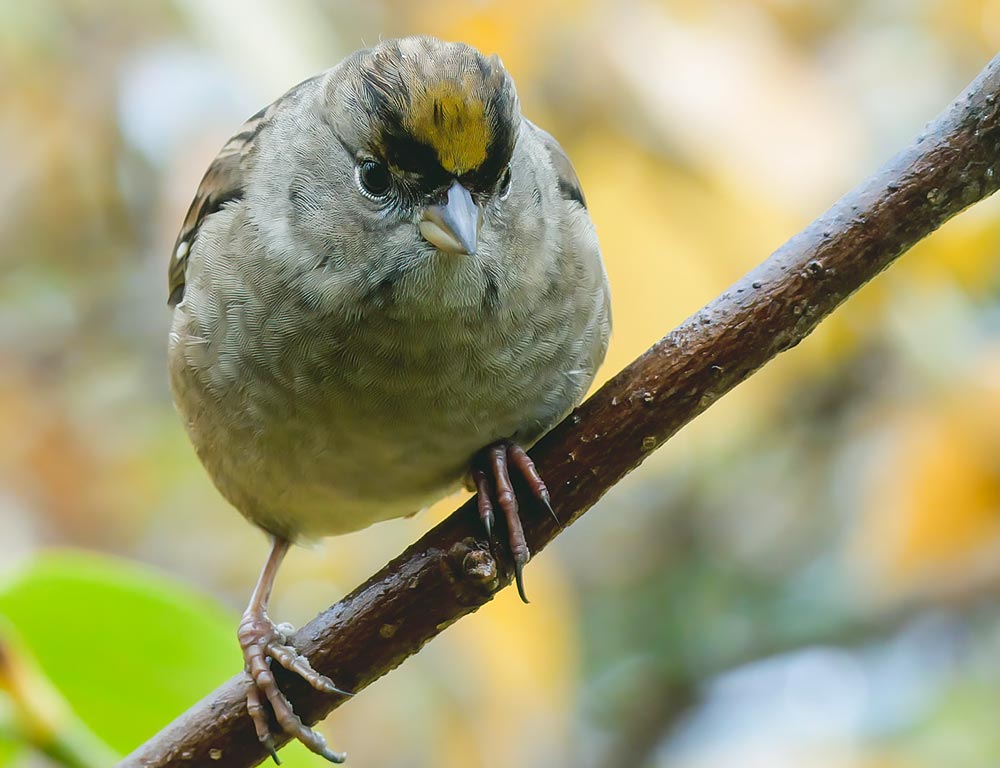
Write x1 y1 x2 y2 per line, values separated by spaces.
346 38 520 194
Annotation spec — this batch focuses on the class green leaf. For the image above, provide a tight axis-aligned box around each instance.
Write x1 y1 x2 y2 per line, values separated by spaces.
0 703 21 766
0 551 321 766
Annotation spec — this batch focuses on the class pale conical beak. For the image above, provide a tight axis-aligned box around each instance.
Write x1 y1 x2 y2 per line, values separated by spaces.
418 180 480 255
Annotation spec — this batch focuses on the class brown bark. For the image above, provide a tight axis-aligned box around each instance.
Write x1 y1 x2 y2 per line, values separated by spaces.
122 55 1000 767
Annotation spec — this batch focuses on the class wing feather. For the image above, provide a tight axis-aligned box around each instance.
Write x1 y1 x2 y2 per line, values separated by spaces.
167 76 320 306
523 118 587 209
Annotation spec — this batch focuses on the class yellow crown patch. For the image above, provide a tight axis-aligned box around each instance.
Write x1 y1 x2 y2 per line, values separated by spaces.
405 80 490 174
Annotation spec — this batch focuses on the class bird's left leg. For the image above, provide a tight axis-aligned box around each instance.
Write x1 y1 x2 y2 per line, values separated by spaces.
239 536 350 764
470 441 559 603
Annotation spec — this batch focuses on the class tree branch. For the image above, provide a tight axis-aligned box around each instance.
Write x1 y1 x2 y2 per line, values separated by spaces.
122 56 1000 767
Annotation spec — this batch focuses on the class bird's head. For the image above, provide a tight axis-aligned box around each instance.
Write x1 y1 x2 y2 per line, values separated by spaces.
337 36 520 256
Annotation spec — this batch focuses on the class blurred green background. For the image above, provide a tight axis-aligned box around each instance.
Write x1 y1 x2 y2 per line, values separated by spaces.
3 1 1000 766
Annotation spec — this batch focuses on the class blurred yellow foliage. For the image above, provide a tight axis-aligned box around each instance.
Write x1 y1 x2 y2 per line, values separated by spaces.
390 0 593 80
856 351 1000 600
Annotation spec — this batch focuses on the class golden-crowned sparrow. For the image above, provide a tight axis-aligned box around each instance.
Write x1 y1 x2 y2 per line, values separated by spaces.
167 35 611 762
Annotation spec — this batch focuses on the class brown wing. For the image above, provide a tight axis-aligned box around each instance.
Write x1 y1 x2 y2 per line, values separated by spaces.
167 109 261 306
167 76 322 306
523 118 587 209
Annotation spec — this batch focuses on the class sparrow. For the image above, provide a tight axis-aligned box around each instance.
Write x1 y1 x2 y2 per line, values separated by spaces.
167 35 611 762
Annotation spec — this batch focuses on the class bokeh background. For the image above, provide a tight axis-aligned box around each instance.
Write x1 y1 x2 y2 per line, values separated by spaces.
3 1 1000 766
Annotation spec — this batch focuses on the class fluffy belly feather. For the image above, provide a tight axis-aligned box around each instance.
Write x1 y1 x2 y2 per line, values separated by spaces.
169 287 595 540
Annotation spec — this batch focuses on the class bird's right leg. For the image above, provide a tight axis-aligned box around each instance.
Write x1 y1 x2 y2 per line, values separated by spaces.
470 441 560 604
239 536 350 764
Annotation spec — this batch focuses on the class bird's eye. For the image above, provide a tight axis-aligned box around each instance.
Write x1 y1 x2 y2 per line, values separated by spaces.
356 159 391 199
498 165 513 200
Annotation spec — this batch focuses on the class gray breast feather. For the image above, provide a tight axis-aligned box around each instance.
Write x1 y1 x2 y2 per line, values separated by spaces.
168 117 610 540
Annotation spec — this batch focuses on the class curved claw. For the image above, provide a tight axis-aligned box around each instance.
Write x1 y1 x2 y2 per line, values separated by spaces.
514 558 529 604
539 494 559 527
472 441 553 603
471 465 495 540
267 642 353 697
246 681 281 764
506 443 559 526
253 657 345 763
240 611 348 763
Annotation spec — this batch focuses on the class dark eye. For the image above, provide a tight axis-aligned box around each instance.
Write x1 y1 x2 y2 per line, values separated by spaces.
498 165 512 200
356 159 391 198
